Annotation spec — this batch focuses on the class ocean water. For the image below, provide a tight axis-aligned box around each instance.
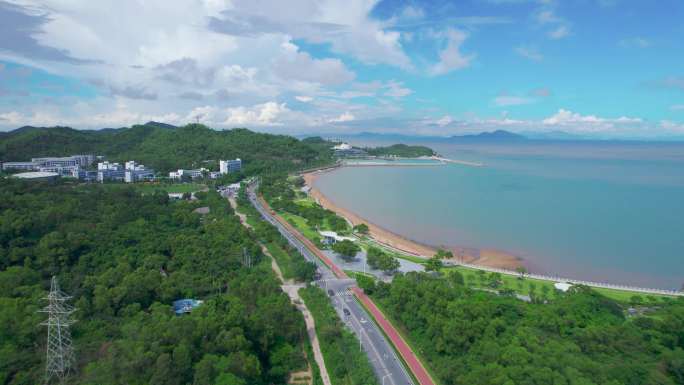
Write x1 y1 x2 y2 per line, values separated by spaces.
313 140 684 290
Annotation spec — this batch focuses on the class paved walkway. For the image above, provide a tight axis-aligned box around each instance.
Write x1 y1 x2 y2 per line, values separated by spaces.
229 196 331 385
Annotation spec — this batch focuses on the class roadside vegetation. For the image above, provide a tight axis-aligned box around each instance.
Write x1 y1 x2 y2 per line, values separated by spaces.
299 287 379 385
236 187 317 283
361 271 684 385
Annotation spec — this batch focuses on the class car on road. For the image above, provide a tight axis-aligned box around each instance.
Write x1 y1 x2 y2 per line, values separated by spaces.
328 289 335 296
343 308 351 316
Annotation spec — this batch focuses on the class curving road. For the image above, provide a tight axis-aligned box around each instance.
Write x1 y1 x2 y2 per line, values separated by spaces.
247 183 435 385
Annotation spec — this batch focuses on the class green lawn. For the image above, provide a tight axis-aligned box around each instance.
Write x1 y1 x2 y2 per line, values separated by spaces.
136 182 206 194
265 242 294 280
280 211 323 241
442 265 675 304
358 238 428 264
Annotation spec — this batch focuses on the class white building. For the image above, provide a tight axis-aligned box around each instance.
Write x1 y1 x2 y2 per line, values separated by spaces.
219 158 242 174
123 161 155 183
98 161 122 171
169 168 206 180
318 230 355 245
2 161 37 171
332 143 352 151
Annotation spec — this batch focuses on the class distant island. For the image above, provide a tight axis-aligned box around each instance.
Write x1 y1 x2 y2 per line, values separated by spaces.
364 143 436 157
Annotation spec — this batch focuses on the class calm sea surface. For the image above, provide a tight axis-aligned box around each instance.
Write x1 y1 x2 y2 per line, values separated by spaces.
313 140 684 290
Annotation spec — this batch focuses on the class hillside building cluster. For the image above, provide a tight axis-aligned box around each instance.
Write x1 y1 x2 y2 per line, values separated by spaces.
2 155 98 180
4 155 242 183
169 158 241 180
97 161 156 183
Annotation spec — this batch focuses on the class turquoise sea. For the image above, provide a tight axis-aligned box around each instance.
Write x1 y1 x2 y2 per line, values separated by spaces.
313 140 684 290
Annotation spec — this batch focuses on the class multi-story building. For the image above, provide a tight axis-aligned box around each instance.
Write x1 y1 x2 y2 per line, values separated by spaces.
169 168 206 180
2 161 38 171
97 161 124 182
32 154 96 168
3 155 97 177
123 161 156 183
219 158 242 174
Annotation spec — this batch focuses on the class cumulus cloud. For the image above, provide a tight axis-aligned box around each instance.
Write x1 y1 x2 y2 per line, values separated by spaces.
435 115 453 127
295 96 313 102
543 109 641 127
273 41 355 85
208 0 412 69
429 28 475 76
329 112 355 123
224 102 290 126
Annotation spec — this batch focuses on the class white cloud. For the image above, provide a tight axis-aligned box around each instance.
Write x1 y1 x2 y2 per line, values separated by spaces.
515 45 543 61
660 120 684 133
435 115 453 127
429 28 475 76
329 112 355 123
548 25 570 39
543 108 641 127
493 95 535 106
273 40 355 85
224 102 290 126
295 96 313 102
384 80 412 98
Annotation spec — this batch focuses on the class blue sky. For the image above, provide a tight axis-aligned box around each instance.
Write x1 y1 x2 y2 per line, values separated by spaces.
0 0 683 138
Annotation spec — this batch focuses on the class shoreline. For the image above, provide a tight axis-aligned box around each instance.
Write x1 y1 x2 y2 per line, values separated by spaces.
302 170 524 270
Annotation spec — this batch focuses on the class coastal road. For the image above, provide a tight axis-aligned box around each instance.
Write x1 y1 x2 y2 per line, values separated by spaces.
247 183 418 385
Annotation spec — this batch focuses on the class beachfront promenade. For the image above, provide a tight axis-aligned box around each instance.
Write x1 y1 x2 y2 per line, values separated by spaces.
248 184 436 385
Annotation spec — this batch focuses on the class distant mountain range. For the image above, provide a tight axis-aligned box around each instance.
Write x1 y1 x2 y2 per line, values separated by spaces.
325 129 604 143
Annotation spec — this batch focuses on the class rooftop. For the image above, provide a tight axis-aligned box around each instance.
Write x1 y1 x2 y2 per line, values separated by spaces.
12 171 60 179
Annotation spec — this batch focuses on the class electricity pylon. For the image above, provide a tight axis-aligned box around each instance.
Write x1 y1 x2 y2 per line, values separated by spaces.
39 276 76 384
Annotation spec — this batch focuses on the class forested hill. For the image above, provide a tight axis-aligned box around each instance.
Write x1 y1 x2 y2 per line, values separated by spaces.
0 123 333 174
364 143 435 157
0 179 309 384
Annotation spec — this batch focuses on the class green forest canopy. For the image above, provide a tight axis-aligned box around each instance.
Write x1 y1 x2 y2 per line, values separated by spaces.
0 123 334 175
364 143 435 157
0 179 307 385
368 272 684 385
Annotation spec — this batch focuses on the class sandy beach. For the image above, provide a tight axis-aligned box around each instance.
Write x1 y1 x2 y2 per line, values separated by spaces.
303 170 524 270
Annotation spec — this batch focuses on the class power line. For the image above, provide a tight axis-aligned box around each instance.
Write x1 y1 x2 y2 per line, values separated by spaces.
39 276 76 385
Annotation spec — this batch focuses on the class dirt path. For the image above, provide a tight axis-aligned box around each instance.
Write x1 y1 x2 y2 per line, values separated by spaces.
282 284 332 385
228 197 252 229
228 197 331 385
